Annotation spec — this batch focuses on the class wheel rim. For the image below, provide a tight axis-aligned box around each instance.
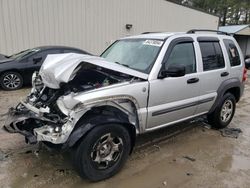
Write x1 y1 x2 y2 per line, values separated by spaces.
220 99 233 123
3 73 21 89
90 133 123 170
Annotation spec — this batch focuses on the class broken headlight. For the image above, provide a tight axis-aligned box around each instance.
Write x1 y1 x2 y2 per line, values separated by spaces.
32 71 43 91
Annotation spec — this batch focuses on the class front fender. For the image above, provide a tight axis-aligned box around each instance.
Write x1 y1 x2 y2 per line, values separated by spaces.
63 114 136 150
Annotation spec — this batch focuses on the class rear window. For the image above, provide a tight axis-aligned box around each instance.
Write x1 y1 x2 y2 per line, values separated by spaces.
199 42 225 71
223 39 241 66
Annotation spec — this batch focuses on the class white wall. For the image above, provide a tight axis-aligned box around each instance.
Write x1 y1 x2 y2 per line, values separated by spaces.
235 35 250 56
0 0 219 55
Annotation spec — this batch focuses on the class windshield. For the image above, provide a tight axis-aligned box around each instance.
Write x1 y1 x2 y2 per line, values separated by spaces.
101 39 164 73
9 48 40 60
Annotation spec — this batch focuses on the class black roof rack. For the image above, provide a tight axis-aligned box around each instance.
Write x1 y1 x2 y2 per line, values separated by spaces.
141 32 162 34
187 29 230 35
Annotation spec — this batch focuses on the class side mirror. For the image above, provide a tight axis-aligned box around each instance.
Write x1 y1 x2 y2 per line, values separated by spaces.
33 57 42 64
159 64 186 79
245 57 250 70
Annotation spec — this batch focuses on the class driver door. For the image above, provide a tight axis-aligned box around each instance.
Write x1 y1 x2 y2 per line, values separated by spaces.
146 38 201 130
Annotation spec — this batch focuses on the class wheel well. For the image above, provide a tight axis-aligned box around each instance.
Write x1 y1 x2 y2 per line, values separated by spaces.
120 122 136 154
225 87 240 102
68 105 137 153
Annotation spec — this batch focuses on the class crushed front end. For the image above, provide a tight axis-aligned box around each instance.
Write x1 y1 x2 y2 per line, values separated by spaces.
3 53 147 147
4 72 70 144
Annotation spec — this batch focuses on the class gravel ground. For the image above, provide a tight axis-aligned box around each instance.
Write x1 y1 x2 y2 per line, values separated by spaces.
0 82 250 188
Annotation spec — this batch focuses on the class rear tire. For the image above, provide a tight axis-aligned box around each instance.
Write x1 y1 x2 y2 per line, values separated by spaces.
0 71 23 90
207 93 236 129
72 124 131 181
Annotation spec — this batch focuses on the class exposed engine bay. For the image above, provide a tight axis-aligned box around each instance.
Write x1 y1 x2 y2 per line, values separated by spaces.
4 56 142 147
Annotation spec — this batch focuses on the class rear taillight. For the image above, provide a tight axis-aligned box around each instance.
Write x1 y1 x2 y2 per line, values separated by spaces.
243 68 248 82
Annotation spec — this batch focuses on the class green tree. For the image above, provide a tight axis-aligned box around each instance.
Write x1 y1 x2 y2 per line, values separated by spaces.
173 0 250 25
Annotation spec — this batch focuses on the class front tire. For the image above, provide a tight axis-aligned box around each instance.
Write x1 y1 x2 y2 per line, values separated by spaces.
207 93 236 129
0 71 23 90
73 124 131 181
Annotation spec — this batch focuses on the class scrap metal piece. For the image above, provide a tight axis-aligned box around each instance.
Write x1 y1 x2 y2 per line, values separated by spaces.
220 128 242 138
183 155 196 162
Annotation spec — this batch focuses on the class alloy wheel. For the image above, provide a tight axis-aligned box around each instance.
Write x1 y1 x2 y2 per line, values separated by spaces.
220 99 233 123
3 73 21 89
90 133 123 170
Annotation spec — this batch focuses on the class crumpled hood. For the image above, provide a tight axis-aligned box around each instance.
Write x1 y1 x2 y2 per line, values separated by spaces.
39 53 148 89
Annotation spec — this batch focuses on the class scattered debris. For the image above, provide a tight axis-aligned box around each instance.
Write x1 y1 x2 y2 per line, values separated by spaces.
0 112 9 117
162 181 167 186
0 150 6 161
25 150 32 154
190 117 206 123
153 144 161 150
34 150 39 156
56 169 70 175
22 173 28 178
220 128 242 139
201 123 212 130
183 156 196 162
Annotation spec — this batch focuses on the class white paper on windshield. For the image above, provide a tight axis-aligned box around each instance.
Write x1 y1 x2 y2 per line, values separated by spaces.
143 40 163 47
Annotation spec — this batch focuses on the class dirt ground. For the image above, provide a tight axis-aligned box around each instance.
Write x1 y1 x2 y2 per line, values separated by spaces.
0 82 250 188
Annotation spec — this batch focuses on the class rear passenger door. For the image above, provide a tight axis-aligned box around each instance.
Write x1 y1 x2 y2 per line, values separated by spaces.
196 37 229 114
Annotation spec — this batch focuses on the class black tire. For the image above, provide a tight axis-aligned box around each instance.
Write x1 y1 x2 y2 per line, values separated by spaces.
207 92 236 129
0 71 23 90
72 124 131 181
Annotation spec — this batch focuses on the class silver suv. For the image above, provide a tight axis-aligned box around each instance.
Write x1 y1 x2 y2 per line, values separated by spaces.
4 30 246 181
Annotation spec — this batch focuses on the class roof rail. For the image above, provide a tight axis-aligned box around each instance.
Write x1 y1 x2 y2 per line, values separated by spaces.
141 32 161 34
187 29 230 35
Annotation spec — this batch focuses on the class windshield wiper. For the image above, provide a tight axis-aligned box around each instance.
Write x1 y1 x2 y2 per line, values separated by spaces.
114 61 130 68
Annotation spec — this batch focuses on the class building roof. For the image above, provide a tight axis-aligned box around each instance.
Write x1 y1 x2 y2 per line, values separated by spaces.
219 25 250 34
166 0 219 18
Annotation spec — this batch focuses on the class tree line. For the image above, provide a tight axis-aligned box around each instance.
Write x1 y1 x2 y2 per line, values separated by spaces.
171 0 250 26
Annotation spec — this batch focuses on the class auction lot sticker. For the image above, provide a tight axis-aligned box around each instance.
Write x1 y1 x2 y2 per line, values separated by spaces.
143 40 163 47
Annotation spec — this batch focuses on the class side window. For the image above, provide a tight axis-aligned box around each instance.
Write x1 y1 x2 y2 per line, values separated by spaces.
223 39 241 66
64 49 77 53
199 42 225 71
29 51 46 64
44 49 61 56
41 50 61 61
166 42 196 74
30 50 60 64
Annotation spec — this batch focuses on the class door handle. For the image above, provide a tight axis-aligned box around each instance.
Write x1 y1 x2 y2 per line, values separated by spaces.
187 78 199 84
221 72 229 77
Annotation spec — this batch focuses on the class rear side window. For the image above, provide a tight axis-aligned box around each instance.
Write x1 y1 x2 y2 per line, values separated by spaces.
223 39 241 66
199 42 225 71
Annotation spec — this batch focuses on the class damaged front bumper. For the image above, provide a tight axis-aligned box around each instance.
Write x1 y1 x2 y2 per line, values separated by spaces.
4 107 38 144
3 101 79 145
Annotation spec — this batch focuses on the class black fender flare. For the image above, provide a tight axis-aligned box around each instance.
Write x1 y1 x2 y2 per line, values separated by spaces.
209 78 243 113
63 114 136 153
